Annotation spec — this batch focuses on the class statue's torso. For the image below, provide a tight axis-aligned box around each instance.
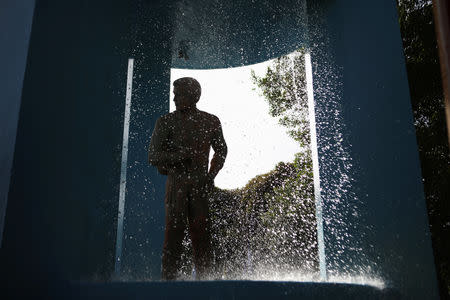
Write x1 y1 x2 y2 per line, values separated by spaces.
162 108 219 176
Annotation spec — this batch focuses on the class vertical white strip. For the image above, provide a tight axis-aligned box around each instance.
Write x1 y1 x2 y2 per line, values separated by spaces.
305 53 327 281
114 58 134 277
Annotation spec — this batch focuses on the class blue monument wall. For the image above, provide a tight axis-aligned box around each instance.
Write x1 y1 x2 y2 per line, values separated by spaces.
1 0 132 283
0 0 36 248
170 0 308 69
307 0 439 298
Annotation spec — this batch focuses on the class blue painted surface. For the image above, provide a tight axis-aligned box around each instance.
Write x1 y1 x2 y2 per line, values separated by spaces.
307 0 438 298
71 281 400 300
2 280 400 299
170 0 308 69
1 0 131 280
0 0 36 247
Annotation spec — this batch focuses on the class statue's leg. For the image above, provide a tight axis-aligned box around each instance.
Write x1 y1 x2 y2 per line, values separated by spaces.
161 175 188 280
188 182 212 280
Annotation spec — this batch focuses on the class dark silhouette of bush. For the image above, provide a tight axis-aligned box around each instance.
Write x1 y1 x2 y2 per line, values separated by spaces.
207 150 317 278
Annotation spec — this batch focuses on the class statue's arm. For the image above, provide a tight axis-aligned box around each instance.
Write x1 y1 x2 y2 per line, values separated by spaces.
148 118 190 167
209 117 228 179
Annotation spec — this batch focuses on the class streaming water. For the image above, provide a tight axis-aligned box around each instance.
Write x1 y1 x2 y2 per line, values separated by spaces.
116 0 385 290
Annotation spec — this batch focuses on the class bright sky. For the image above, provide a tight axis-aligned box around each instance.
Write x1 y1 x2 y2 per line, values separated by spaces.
170 61 300 190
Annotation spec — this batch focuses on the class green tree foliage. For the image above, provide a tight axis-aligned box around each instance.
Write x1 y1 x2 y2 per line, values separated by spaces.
251 49 310 148
257 151 317 272
247 49 317 274
397 0 450 297
208 153 317 278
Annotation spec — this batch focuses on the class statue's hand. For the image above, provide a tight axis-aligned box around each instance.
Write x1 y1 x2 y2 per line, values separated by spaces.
203 173 215 192
156 163 169 175
197 173 214 192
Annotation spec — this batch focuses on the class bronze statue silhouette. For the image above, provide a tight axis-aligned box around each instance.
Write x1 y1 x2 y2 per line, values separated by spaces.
148 77 227 280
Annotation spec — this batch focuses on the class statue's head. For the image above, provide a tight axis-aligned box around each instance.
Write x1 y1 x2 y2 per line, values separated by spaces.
173 77 201 110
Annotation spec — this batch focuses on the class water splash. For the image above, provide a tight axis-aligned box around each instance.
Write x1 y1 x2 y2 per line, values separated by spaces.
115 0 385 287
